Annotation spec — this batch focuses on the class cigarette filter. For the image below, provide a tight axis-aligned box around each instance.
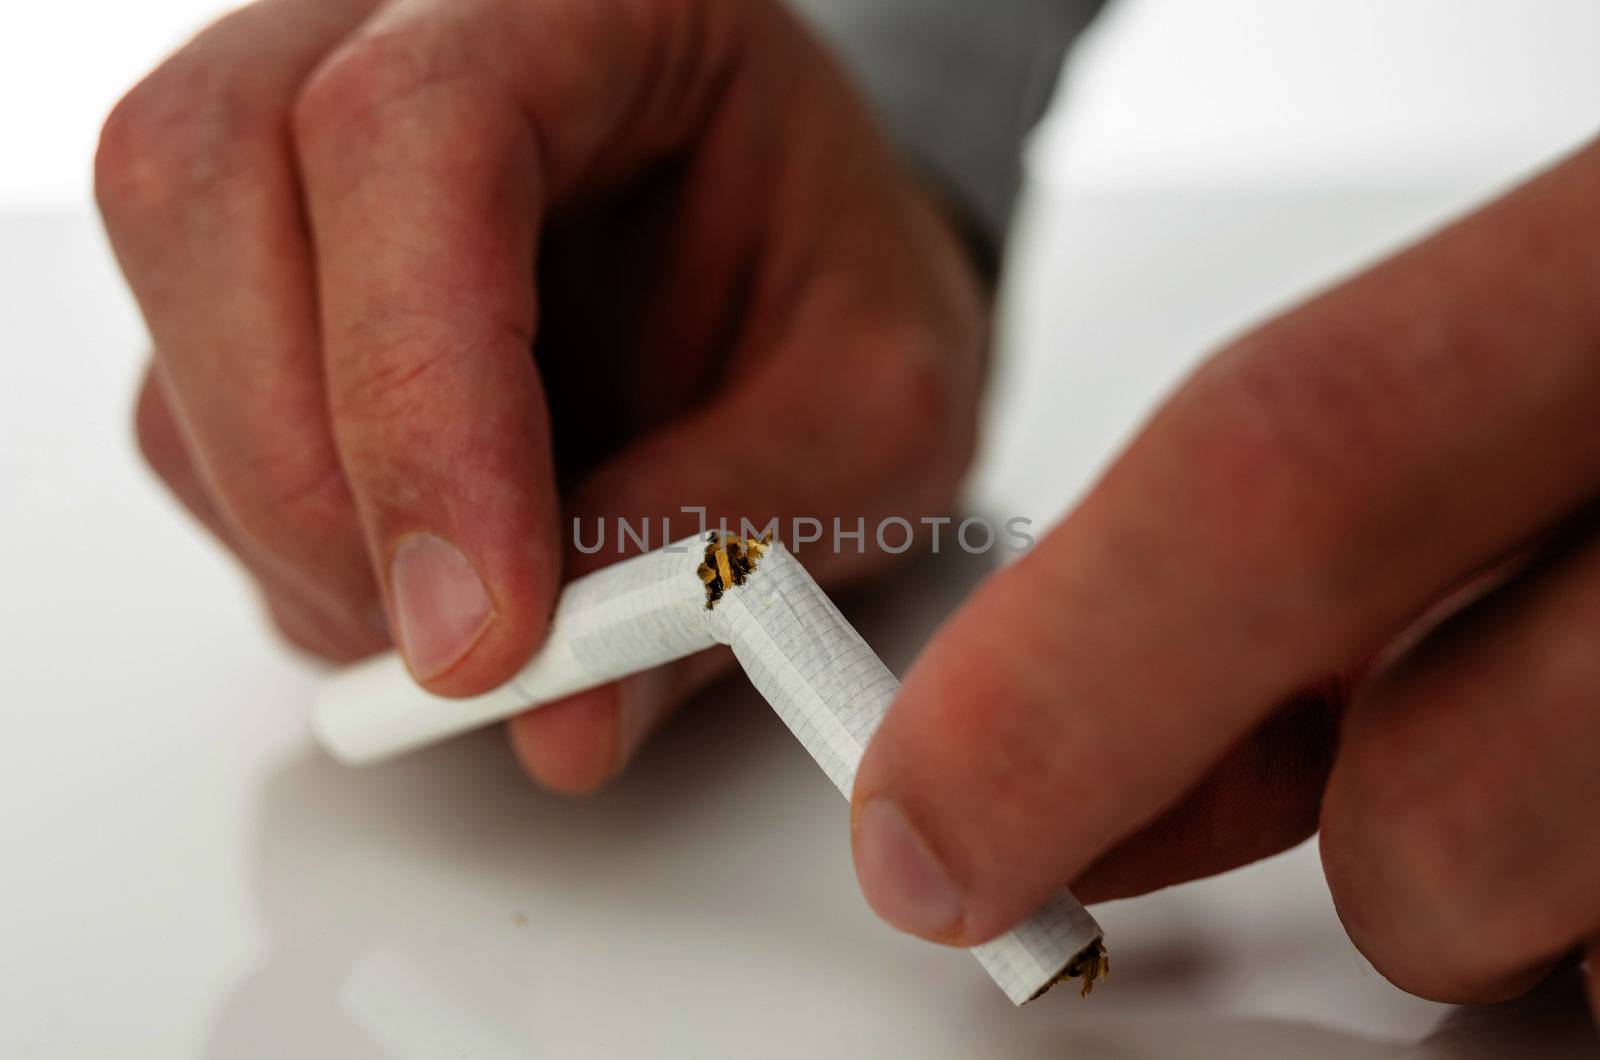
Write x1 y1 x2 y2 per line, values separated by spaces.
314 535 1107 1004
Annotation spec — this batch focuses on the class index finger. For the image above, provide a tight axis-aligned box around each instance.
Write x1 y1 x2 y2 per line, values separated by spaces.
289 0 766 695
850 138 1600 945
293 19 555 694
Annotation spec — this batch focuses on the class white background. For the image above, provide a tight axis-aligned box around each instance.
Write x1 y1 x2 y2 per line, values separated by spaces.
5 0 1600 207
4 2 1599 1057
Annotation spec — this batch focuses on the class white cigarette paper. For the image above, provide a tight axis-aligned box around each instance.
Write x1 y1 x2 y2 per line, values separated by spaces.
314 536 1105 1004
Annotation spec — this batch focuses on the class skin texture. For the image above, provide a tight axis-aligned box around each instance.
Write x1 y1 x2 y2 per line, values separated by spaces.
101 0 1600 1019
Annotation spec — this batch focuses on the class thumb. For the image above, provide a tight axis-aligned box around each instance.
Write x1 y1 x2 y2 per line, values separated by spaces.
848 137 1600 945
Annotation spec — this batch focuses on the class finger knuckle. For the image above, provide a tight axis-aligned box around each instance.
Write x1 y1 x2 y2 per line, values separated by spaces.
325 339 458 509
595 0 749 146
1322 734 1516 993
131 369 185 479
95 58 267 230
217 448 353 559
854 322 976 510
1160 325 1432 643
329 331 453 429
132 362 355 563
1325 736 1444 898
293 30 464 151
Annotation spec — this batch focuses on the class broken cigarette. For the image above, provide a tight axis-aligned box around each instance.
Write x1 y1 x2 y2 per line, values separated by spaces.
313 534 1106 1004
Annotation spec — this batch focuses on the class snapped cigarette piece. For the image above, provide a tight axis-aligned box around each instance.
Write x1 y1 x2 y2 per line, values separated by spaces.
1062 937 1111 998
313 534 1105 1005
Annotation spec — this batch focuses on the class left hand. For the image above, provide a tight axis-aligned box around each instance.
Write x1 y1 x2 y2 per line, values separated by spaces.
98 0 988 795
851 138 1600 1017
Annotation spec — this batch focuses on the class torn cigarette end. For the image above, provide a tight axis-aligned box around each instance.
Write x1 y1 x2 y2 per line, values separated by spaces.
697 531 771 610
1030 937 1111 1002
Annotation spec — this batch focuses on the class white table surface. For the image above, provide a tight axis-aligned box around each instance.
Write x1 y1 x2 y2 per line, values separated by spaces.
3 179 1595 1057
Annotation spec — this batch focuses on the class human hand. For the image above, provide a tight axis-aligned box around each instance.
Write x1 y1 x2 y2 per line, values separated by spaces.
853 140 1600 1015
99 0 986 792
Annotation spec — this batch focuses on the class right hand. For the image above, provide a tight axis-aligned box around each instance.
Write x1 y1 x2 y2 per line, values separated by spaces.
100 0 988 791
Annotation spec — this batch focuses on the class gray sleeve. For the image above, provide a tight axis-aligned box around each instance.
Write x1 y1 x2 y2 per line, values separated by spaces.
789 0 1107 241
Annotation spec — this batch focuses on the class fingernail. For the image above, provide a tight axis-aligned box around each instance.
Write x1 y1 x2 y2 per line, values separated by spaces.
854 798 964 940
389 533 494 680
